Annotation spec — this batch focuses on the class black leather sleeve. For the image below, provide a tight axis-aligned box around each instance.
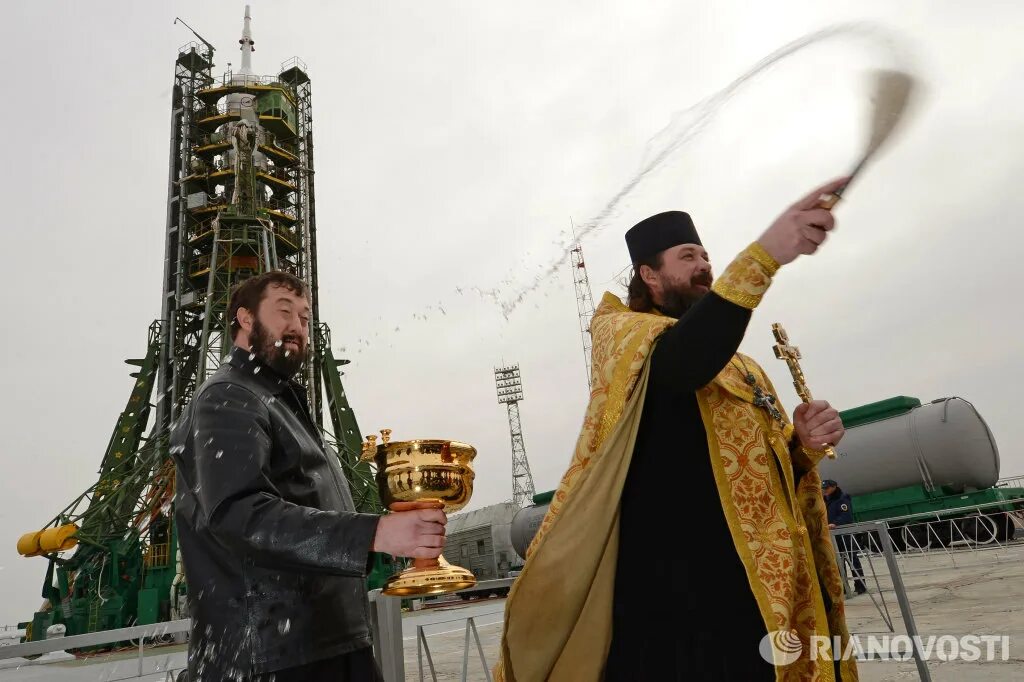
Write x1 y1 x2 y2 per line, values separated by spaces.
191 381 379 576
648 292 753 392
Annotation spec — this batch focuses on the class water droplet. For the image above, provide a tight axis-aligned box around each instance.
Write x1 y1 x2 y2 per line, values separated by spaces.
284 350 291 357
170 445 185 454
204 437 214 447
277 618 291 635
249 353 256 361
274 340 283 348
254 367 261 374
215 450 224 459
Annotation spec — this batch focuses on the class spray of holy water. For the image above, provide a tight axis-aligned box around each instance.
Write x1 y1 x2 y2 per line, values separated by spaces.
474 22 917 318
345 23 917 354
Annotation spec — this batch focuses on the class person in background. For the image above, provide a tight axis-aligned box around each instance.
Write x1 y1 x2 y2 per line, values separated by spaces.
823 478 867 596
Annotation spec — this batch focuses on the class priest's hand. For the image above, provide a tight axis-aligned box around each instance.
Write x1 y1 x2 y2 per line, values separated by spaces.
757 177 850 265
793 400 844 450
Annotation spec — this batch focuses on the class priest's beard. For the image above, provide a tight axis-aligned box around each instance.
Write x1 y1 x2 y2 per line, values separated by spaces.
249 318 307 379
658 271 713 318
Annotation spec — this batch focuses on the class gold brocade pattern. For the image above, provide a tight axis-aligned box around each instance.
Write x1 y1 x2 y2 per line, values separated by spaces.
701 362 831 682
749 369 857 682
523 292 674 561
495 259 857 681
494 292 672 682
711 241 778 309
748 240 781 276
706 358 858 681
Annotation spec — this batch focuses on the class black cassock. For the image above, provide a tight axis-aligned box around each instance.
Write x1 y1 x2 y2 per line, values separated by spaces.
603 291 841 681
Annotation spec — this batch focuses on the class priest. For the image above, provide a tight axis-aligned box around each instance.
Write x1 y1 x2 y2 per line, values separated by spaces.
495 177 858 681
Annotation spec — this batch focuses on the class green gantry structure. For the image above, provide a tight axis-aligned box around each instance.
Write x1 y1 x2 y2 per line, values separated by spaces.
16 9 387 644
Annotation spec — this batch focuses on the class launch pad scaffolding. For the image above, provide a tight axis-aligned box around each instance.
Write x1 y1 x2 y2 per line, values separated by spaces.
15 11 384 643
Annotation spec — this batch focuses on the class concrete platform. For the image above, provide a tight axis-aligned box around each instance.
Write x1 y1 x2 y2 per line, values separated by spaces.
0 643 185 680
839 545 1024 681
4 546 1021 681
400 545 1024 681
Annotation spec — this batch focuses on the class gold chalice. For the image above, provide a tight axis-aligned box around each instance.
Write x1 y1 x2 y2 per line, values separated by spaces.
361 429 477 596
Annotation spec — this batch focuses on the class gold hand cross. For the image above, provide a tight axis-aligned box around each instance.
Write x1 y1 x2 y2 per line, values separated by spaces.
771 323 836 459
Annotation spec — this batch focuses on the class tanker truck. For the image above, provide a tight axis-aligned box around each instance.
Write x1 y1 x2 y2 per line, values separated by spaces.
511 396 1024 557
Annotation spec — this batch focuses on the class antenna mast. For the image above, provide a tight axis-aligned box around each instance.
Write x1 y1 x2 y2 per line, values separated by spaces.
569 221 597 388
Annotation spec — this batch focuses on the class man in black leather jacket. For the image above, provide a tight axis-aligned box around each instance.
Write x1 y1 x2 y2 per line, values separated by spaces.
171 271 447 681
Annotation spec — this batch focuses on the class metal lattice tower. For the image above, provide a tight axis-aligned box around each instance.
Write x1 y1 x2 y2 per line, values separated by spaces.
15 8 381 641
495 365 536 508
569 225 597 388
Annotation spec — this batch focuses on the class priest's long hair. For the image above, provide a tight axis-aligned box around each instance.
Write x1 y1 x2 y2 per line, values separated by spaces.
626 252 663 313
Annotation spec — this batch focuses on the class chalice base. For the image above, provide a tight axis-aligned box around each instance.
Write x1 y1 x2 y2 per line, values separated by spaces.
382 555 476 597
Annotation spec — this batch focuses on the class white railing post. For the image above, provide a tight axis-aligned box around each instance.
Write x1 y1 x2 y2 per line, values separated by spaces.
417 625 438 682
368 590 405 682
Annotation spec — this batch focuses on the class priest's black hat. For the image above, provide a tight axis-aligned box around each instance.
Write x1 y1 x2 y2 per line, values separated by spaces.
625 211 701 264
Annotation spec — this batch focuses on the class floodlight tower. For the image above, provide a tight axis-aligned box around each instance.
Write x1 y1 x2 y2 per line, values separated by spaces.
495 365 536 508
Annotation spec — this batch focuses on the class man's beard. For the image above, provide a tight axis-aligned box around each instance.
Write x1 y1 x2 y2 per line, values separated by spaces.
249 318 307 378
658 271 713 319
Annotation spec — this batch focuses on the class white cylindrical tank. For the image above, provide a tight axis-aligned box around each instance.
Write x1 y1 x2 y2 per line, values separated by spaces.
819 397 999 495
511 398 999 557
510 504 549 561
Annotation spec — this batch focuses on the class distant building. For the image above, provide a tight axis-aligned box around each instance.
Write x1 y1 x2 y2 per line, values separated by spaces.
446 502 520 581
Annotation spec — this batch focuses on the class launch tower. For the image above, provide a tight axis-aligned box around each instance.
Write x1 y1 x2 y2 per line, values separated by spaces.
15 8 382 640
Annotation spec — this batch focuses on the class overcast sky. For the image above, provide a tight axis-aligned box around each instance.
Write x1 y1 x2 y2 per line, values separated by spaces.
1 1 1021 627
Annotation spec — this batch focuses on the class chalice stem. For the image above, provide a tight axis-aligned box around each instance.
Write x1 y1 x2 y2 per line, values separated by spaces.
411 554 450 571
